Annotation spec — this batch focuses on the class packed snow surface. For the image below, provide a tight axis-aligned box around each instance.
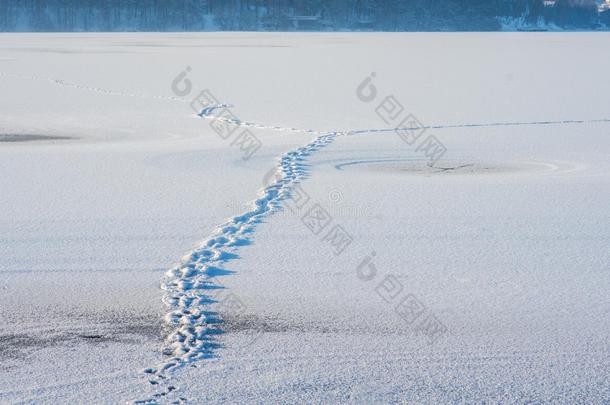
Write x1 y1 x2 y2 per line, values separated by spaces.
0 33 609 403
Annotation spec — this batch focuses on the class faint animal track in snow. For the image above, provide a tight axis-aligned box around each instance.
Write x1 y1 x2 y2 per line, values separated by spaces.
348 117 610 136
0 71 190 102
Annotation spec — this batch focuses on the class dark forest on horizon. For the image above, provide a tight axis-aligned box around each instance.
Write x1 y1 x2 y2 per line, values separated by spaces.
1 0 609 32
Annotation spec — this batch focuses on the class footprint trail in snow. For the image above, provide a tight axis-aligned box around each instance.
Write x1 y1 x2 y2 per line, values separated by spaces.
138 105 340 402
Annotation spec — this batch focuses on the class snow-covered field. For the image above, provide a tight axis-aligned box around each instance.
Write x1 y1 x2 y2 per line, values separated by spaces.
0 33 609 404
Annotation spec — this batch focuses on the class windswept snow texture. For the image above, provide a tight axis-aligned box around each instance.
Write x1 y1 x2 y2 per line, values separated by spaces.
0 33 609 404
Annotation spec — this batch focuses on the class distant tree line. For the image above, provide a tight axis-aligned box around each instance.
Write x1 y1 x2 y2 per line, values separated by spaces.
0 0 607 32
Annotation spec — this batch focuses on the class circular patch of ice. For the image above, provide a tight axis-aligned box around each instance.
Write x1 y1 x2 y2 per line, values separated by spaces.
333 158 577 176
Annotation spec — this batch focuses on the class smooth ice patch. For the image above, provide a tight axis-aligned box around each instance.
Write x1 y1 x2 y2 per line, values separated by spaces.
0 134 74 142
333 158 581 176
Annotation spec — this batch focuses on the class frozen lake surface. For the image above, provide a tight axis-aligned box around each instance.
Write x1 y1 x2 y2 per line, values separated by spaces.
0 33 609 403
